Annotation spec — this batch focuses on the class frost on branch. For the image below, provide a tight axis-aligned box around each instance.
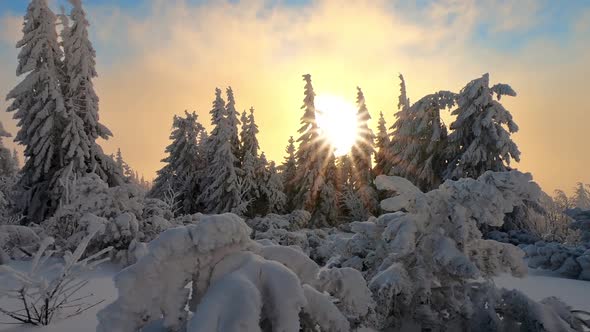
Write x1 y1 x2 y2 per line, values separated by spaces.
43 173 173 262
97 213 371 332
0 225 41 260
317 171 582 330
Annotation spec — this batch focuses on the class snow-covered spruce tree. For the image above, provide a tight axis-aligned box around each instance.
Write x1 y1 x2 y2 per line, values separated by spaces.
112 148 140 185
6 0 69 222
281 136 297 211
150 111 205 215
387 74 411 176
373 111 390 177
316 171 587 330
293 74 326 214
97 213 373 332
240 107 260 163
238 107 266 217
445 73 519 180
240 150 259 214
61 0 110 141
225 87 241 166
199 89 244 214
314 153 340 226
265 161 287 214
338 154 364 221
252 152 273 215
572 182 590 209
239 110 248 160
389 76 456 191
350 87 377 217
61 0 123 187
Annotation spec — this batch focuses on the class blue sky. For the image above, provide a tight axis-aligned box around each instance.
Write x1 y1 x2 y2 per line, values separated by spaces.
1 0 588 55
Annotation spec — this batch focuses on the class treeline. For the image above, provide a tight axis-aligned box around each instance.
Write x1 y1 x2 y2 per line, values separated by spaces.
4 0 522 226
149 73 521 225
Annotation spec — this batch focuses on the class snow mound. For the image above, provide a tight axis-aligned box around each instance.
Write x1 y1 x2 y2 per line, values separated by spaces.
97 213 371 332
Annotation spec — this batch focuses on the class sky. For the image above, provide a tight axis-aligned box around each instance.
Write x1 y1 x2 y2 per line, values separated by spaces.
0 0 589 194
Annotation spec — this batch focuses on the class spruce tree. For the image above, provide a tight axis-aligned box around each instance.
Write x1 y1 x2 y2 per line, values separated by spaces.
150 111 205 214
281 136 297 211
573 183 590 209
293 74 326 212
115 148 124 171
351 87 377 215
388 74 411 176
239 110 248 162
238 107 264 216
337 154 364 221
205 88 226 164
388 74 411 175
6 0 68 221
315 153 339 226
240 107 260 160
389 75 456 191
445 73 519 180
252 152 271 215
225 87 241 165
265 161 287 214
199 88 244 214
61 0 123 186
240 150 259 212
373 111 391 176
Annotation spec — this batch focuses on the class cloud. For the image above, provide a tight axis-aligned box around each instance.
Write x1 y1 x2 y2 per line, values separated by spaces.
0 0 588 194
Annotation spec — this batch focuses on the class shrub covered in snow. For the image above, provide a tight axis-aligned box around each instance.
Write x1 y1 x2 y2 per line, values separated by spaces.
43 174 173 263
246 209 311 232
97 178 589 331
486 229 541 246
97 213 374 332
522 241 590 280
515 208 590 280
314 171 586 330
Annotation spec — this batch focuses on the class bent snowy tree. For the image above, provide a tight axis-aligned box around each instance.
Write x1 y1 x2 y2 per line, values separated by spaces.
96 213 373 332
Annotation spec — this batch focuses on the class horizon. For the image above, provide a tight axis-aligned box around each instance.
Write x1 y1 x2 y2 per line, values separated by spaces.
1 0 589 194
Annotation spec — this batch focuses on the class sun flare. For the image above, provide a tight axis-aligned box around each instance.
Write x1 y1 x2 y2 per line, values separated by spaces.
315 94 358 157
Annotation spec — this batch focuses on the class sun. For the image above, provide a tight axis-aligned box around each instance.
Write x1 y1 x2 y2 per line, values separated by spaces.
315 94 358 156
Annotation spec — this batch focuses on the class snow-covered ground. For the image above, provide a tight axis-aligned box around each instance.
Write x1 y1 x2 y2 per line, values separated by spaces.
495 268 590 312
1 261 588 332
0 262 118 332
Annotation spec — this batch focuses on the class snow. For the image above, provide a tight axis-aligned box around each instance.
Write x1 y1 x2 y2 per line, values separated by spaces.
0 262 119 332
1 263 587 332
494 268 590 312
301 284 350 332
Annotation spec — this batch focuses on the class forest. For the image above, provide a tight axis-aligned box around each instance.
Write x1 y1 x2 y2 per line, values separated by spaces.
0 1 589 332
